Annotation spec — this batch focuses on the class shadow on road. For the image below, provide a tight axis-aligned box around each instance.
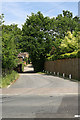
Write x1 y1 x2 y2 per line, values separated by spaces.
27 65 33 68
23 71 36 73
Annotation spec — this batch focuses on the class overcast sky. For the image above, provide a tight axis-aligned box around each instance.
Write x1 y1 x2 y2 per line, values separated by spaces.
1 1 79 28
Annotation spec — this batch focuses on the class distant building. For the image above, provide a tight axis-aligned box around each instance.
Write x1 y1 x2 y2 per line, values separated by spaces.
18 52 29 62
18 52 29 58
78 1 80 17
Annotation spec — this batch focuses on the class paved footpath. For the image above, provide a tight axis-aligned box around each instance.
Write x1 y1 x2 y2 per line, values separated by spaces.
2 64 79 118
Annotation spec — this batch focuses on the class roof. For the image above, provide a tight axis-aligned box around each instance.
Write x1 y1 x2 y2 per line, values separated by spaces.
18 52 29 58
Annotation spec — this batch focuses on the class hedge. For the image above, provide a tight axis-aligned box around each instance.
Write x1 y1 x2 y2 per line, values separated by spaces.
47 50 80 61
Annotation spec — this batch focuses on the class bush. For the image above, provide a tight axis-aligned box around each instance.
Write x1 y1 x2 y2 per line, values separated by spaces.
24 58 28 64
47 50 80 61
1 70 19 88
47 31 80 61
22 63 24 72
58 50 79 59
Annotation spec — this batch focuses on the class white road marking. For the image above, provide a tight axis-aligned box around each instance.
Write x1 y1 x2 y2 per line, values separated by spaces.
74 115 80 117
7 85 11 88
1 93 78 96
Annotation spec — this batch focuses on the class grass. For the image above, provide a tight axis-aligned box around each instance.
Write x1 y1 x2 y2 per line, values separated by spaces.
37 72 45 74
1 70 19 88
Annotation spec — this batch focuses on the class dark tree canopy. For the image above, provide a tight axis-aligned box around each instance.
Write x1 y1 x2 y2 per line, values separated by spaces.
22 11 53 71
19 10 80 71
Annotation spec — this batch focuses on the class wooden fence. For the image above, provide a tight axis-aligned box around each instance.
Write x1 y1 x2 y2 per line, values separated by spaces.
44 58 80 80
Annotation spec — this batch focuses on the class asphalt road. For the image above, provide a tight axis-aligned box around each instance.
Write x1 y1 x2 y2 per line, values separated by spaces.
2 64 79 118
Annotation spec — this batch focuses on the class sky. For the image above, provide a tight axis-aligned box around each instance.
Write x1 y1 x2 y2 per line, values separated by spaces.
1 1 79 29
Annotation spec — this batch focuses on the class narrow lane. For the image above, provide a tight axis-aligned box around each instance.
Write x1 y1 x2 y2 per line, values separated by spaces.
2 64 78 118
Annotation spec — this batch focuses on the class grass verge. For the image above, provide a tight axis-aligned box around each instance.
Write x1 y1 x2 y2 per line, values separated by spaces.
1 70 19 88
37 72 45 74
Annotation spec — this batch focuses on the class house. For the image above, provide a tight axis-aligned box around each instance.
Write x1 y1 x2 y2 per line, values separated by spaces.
18 52 29 63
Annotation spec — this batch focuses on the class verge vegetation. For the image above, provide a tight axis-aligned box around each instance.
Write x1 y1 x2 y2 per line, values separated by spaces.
1 70 19 88
47 31 80 60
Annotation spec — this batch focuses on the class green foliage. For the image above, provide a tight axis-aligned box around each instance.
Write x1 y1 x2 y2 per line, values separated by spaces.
1 10 80 73
22 11 53 71
47 50 80 61
24 57 28 64
45 10 80 61
2 24 22 75
59 50 79 59
19 10 80 71
55 10 80 39
0 14 4 25
63 10 73 18
47 31 80 60
60 31 78 54
0 14 4 62
2 70 19 88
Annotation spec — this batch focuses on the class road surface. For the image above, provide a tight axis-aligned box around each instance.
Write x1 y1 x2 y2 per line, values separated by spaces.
2 64 79 118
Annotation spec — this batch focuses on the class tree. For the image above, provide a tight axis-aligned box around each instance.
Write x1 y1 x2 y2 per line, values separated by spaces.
0 14 4 74
0 14 4 25
47 31 80 60
47 10 80 59
22 11 53 71
60 31 78 54
2 24 21 75
54 10 80 39
63 10 73 18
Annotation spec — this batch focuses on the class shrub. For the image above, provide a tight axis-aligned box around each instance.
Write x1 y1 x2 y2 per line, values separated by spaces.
58 50 79 59
1 70 19 88
47 31 80 61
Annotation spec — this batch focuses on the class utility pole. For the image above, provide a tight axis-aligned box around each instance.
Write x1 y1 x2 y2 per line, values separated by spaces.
78 1 80 17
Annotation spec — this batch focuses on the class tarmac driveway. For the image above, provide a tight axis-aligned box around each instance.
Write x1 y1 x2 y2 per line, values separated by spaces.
2 64 79 118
